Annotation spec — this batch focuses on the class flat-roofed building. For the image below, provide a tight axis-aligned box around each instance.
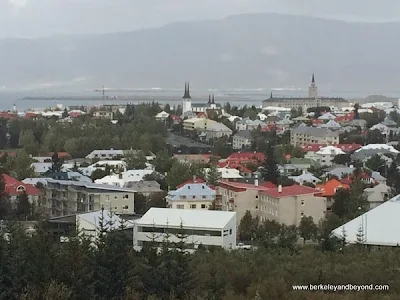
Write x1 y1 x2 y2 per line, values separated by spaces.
133 208 236 252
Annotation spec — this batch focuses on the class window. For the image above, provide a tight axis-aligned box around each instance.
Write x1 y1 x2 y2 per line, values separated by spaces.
124 194 129 199
177 204 184 209
229 229 232 235
202 195 207 199
123 205 129 210
201 204 206 209
190 204 197 209
301 200 305 206
301 211 304 217
192 196 196 199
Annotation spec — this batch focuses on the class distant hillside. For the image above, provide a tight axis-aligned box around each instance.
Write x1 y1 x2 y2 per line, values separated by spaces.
2 14 400 90
350 95 398 104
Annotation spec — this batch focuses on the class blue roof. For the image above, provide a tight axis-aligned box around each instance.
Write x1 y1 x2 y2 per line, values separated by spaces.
168 183 215 201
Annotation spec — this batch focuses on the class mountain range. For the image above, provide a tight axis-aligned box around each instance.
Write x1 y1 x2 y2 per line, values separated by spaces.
1 13 400 91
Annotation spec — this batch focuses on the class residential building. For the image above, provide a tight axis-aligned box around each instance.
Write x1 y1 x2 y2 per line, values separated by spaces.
290 126 340 147
174 154 213 164
259 185 326 226
93 111 113 119
320 120 341 130
167 180 216 210
351 144 400 161
235 118 266 131
47 210 134 243
155 111 169 122
94 170 154 187
47 171 92 183
289 173 321 185
183 117 213 131
86 149 124 160
233 130 252 150
302 143 362 155
262 75 348 110
222 152 265 166
3 174 41 204
125 181 163 196
331 194 400 246
364 183 391 210
42 179 136 217
204 167 244 182
204 122 232 141
313 145 345 166
279 158 320 176
316 179 350 211
133 208 237 252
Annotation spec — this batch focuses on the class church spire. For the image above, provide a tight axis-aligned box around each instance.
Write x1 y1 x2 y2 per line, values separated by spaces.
208 94 211 104
312 73 315 83
270 91 273 98
182 81 192 99
212 94 215 104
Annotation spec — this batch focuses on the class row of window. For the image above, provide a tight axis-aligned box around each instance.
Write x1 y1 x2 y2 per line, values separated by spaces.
176 204 207 209
138 226 224 237
260 196 279 206
259 205 279 217
179 195 209 200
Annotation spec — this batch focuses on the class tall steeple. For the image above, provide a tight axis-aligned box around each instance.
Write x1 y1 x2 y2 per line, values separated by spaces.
270 91 273 99
212 94 215 104
182 81 192 99
309 73 318 99
208 94 211 104
312 73 315 84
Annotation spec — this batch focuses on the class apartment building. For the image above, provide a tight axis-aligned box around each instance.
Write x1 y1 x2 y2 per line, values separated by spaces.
182 117 213 131
232 130 252 150
133 208 236 252
166 180 216 210
290 126 340 147
259 185 326 226
304 145 345 167
41 179 136 217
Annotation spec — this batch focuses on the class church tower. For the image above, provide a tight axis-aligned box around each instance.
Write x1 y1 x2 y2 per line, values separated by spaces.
182 81 192 115
308 73 318 99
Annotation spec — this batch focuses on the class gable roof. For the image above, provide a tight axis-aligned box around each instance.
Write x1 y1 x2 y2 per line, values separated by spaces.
3 174 41 196
168 182 216 201
316 179 350 197
260 185 320 198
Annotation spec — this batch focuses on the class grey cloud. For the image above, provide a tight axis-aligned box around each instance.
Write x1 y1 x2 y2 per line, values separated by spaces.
1 0 400 38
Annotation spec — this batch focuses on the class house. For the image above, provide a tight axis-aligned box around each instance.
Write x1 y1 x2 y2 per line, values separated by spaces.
289 173 321 185
48 171 92 183
47 210 134 243
232 130 252 150
351 144 400 161
133 208 237 252
94 170 154 187
42 179 136 217
125 181 163 196
223 152 265 166
155 111 170 122
235 118 266 131
173 154 212 164
313 145 345 167
364 183 391 210
316 179 350 211
166 180 216 210
86 149 125 160
93 111 113 119
347 119 368 129
169 115 182 125
331 194 400 246
290 126 340 147
31 162 53 174
259 185 327 226
279 158 319 175
320 120 341 130
204 122 232 141
3 174 41 204
204 167 244 182
318 112 336 120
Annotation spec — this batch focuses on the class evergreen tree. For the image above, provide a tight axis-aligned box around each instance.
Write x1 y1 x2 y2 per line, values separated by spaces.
125 151 147 170
50 152 63 173
62 108 69 119
261 145 280 184
16 191 30 220
238 211 259 242
298 216 318 244
0 174 11 219
206 164 220 186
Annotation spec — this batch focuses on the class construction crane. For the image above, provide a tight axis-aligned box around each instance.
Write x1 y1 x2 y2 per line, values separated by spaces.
94 85 107 99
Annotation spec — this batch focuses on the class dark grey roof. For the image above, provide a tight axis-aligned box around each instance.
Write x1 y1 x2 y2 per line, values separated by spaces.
234 130 252 139
125 181 162 193
291 126 339 137
166 133 212 149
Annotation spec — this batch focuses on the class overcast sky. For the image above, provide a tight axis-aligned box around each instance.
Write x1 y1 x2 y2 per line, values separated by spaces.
1 0 400 38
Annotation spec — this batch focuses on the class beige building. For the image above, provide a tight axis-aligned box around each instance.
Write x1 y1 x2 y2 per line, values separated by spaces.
93 111 113 119
217 182 326 226
183 117 213 131
262 74 348 110
233 130 252 150
42 179 135 217
258 185 326 226
290 126 340 147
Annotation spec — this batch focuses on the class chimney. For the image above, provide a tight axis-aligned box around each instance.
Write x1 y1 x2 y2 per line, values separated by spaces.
254 179 259 187
278 185 282 193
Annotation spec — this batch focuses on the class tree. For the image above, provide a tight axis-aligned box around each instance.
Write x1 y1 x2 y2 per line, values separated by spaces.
206 164 220 186
125 151 147 170
332 154 351 165
9 151 35 180
365 154 386 172
260 145 280 184
238 210 259 242
50 152 64 173
298 216 318 244
62 108 69 119
166 162 204 190
331 188 352 220
0 173 10 219
152 150 174 174
18 129 39 155
16 191 31 220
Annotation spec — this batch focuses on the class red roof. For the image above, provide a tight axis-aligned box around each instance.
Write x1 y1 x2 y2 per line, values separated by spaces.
260 185 319 198
0 112 17 120
312 119 324 126
261 124 276 132
3 174 40 196
196 112 208 118
262 181 277 188
69 112 82 118
225 152 265 162
218 181 270 192
335 114 354 123
48 152 72 159
217 161 252 174
25 112 40 119
316 179 350 197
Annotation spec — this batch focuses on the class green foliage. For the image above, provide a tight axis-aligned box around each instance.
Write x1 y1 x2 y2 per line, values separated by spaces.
238 211 259 242
332 154 351 165
365 154 386 172
211 136 233 158
206 164 221 186
298 216 318 244
18 129 39 155
166 162 205 190
7 151 35 180
125 151 147 170
16 192 31 220
366 129 385 144
274 144 304 163
260 145 280 185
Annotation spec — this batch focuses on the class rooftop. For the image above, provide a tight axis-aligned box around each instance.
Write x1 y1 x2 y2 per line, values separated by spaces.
291 126 339 137
260 185 319 198
136 207 236 229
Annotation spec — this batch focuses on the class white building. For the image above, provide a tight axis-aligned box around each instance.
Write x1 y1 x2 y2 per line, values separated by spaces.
155 111 170 122
313 145 345 166
95 169 154 187
166 181 216 210
133 208 237 252
331 194 400 246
